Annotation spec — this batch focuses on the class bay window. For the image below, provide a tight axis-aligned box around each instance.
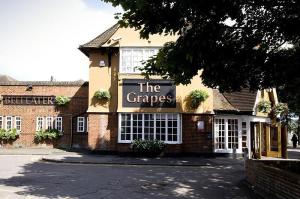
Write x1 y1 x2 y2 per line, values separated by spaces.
120 48 159 73
119 113 181 144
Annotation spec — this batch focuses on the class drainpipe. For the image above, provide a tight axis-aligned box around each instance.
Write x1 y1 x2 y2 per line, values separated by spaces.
70 116 73 149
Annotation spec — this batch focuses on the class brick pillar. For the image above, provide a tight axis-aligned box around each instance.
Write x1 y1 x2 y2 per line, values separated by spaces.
88 113 117 151
88 113 101 150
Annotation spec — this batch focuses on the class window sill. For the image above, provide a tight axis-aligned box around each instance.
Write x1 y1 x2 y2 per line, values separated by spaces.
118 140 182 145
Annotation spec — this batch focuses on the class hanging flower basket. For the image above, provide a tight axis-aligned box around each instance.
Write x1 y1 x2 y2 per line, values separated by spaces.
55 96 70 106
94 90 111 101
189 89 209 109
272 103 288 118
257 100 272 113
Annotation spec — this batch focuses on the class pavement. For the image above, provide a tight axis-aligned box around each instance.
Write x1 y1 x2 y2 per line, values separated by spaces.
0 149 257 199
0 148 245 166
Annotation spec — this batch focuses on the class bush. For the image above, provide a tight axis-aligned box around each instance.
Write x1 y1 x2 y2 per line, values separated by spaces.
0 128 19 140
190 89 209 108
257 100 272 113
131 139 166 157
55 96 70 106
94 90 111 101
35 129 63 142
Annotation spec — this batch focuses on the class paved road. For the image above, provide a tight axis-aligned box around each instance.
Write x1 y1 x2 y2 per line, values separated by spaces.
0 155 256 199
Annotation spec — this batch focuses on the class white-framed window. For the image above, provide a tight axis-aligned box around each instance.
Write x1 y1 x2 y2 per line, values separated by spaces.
36 117 44 131
55 117 63 132
0 116 3 129
6 116 12 130
118 113 181 144
77 117 85 132
15 116 21 132
46 117 53 130
120 48 159 73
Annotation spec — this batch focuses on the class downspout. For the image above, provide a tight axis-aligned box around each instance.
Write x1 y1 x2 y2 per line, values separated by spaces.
70 116 73 149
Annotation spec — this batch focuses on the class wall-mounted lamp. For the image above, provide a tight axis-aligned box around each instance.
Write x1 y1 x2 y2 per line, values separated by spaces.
197 121 205 131
99 60 106 67
26 84 33 91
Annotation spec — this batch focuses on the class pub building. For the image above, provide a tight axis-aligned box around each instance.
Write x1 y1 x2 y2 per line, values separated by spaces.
0 24 286 158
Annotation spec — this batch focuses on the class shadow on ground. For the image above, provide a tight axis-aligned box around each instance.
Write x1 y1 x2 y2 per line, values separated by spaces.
0 155 259 199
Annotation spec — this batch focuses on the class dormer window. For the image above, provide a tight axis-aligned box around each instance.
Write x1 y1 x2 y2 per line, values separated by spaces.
120 47 159 73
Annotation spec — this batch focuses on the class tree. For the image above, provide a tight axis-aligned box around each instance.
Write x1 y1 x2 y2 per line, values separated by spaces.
104 0 300 112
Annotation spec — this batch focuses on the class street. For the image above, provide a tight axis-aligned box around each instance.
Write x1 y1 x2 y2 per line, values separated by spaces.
0 155 256 199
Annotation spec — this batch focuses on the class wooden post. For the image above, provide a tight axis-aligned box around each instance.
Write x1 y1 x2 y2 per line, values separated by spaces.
277 123 282 158
266 124 270 156
281 125 288 159
255 122 262 159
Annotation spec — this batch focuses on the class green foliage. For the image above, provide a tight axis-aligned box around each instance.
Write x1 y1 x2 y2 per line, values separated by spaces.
273 103 289 117
35 129 63 142
94 90 111 101
104 0 300 116
189 89 209 109
257 100 272 113
0 128 19 140
55 96 70 106
131 139 166 157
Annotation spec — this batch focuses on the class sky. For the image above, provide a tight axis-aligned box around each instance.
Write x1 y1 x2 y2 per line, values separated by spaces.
0 0 121 81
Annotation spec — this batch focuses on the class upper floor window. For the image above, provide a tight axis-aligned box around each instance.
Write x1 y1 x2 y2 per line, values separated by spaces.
120 48 159 73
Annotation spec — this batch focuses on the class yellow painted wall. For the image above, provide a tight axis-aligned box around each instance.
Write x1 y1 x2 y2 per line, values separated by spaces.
255 89 278 117
87 26 219 114
102 27 178 47
87 50 214 114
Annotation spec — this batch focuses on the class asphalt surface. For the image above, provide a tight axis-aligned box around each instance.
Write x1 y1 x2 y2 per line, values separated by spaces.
0 154 258 199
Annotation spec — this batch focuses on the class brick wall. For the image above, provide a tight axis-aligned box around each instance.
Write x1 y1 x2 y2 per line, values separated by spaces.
0 83 88 148
88 113 214 154
182 114 213 153
246 160 300 199
88 113 118 151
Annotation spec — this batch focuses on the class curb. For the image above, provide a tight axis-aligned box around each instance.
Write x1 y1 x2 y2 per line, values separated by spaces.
41 158 213 167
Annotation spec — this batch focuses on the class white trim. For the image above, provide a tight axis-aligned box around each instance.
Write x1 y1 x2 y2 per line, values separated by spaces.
77 117 85 133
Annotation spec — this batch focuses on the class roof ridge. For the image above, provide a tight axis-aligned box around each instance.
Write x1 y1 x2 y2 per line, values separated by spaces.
79 23 119 49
